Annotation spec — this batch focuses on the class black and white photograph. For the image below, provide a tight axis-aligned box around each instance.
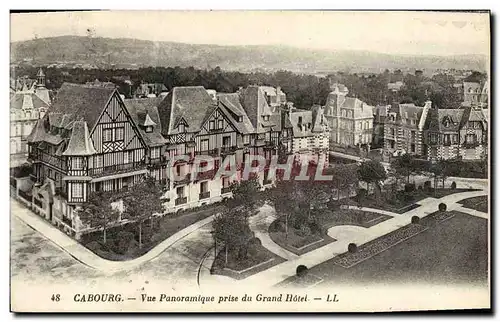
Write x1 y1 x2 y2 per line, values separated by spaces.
8 10 490 312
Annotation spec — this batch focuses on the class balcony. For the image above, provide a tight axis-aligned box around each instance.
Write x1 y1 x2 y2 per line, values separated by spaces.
199 191 210 200
197 148 220 157
173 173 192 187
221 187 231 195
220 146 237 155
88 162 146 177
462 142 480 149
148 156 167 167
175 197 187 205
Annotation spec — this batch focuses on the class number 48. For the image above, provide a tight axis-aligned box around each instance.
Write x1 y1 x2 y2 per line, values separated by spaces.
51 294 60 302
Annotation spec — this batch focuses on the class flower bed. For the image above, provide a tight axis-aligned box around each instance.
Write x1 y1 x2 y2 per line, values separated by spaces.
459 196 488 213
333 224 428 268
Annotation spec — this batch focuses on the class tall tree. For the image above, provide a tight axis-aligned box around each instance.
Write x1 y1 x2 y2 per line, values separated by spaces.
358 160 387 193
212 208 252 264
226 177 261 217
77 191 120 244
391 153 418 184
122 176 164 248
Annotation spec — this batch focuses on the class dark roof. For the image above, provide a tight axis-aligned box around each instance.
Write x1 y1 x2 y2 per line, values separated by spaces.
311 105 329 133
10 92 50 110
289 109 314 138
49 83 116 129
157 86 216 136
124 98 167 147
217 93 255 134
239 86 274 133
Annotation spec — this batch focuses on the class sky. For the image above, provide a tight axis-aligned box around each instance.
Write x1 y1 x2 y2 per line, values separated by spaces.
10 10 490 56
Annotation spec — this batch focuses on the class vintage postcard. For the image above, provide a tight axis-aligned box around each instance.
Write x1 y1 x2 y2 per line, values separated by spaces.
9 10 490 312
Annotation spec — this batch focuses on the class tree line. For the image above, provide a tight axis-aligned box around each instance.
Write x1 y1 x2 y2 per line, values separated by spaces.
12 65 486 110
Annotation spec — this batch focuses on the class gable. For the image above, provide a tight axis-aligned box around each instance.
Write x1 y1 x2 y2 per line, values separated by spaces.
199 107 238 135
90 92 147 153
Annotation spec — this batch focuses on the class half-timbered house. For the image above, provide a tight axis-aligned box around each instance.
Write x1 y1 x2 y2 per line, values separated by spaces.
26 83 152 237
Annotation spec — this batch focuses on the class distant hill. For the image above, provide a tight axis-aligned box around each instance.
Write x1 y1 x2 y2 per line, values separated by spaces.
10 36 488 74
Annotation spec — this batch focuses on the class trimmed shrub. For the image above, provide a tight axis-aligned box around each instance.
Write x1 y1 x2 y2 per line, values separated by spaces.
411 216 420 224
404 183 416 193
348 243 358 253
249 237 262 247
451 181 457 190
439 203 447 212
296 265 308 277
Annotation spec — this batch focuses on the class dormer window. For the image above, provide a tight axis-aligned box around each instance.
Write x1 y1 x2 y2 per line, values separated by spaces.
145 126 153 133
263 115 270 121
179 123 185 133
238 116 243 122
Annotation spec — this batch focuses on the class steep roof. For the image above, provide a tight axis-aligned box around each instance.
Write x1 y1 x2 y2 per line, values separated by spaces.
10 92 50 110
239 86 274 133
124 98 167 147
217 93 255 134
63 121 97 156
288 109 314 138
49 83 116 129
157 86 217 136
311 105 329 133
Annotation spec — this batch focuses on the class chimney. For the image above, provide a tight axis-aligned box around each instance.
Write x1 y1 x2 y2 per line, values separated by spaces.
425 100 433 109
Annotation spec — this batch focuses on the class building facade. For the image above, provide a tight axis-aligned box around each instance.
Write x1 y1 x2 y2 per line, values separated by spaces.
10 68 50 168
383 101 431 157
424 106 488 161
324 84 374 149
25 84 330 239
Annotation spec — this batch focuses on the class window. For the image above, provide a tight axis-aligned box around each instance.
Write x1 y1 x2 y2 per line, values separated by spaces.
72 157 83 170
151 147 160 159
238 116 243 122
115 127 124 141
474 122 481 129
430 133 438 144
178 123 185 132
243 135 250 144
390 128 395 136
217 120 223 129
72 183 83 198
390 141 395 149
222 136 231 147
466 134 476 144
200 181 208 194
95 155 103 168
411 144 416 153
444 134 451 144
411 131 416 141
103 128 113 142
263 115 269 122
298 116 303 124
222 176 230 188
145 126 153 133
200 139 209 151
176 186 184 198
176 164 182 176
452 134 459 143
411 119 416 125
209 120 215 130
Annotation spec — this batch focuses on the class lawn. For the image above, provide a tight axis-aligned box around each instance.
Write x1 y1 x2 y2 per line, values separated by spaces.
460 196 488 213
82 203 224 261
211 243 286 280
282 211 488 287
352 188 478 214
269 208 392 255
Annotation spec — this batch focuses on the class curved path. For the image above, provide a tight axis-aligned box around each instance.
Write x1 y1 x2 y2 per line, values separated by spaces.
11 197 216 272
248 204 299 260
239 187 488 288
